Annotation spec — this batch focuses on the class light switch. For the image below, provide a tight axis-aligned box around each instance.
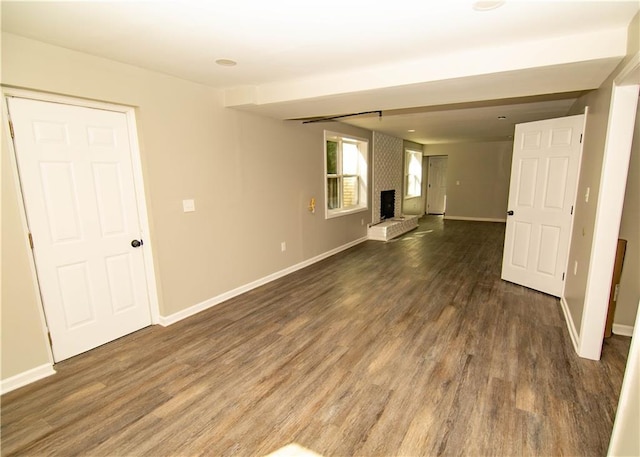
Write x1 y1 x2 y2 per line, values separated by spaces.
456 180 460 186
182 199 195 212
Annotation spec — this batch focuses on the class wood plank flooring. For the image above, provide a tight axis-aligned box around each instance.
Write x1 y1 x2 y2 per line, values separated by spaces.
1 217 631 456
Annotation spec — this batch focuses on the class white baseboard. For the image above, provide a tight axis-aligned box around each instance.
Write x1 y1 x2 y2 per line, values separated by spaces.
444 216 506 223
159 236 368 326
1 363 55 395
560 296 580 354
613 324 634 337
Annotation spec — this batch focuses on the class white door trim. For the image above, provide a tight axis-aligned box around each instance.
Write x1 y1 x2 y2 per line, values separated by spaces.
608 300 640 456
1 93 56 370
578 53 640 360
2 88 161 330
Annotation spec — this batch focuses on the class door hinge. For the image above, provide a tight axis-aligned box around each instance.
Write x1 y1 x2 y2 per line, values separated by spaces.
9 119 15 139
28 232 34 249
579 133 583 143
570 205 574 215
47 332 53 347
562 272 565 281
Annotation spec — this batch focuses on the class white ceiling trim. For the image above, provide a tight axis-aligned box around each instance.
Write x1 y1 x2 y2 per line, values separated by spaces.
225 58 621 121
224 26 628 116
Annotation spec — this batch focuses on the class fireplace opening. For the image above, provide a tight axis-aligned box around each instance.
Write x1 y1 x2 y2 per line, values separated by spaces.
380 190 395 220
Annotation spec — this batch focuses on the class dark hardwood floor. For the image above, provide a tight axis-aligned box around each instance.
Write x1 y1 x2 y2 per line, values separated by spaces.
1 216 631 456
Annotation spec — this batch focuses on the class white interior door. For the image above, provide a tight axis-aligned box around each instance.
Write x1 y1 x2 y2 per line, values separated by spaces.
427 156 447 214
8 97 152 361
501 114 584 297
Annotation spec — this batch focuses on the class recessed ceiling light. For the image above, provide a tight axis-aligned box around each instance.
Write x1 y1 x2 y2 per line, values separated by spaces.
497 115 507 120
472 1 506 11
407 129 416 133
215 59 237 67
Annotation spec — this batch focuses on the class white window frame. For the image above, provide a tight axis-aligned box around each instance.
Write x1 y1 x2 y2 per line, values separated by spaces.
405 148 423 198
324 131 368 219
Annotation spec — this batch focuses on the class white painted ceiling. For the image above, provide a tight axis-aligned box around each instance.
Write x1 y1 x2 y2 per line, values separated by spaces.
2 0 639 143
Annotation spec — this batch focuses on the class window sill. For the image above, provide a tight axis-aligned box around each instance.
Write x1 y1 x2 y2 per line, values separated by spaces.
326 206 368 219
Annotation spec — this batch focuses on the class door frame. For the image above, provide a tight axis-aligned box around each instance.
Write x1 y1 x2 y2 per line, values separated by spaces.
2 88 161 349
578 53 640 360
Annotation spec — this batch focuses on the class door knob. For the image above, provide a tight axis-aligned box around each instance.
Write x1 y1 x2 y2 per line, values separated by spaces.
131 239 143 248
507 210 514 216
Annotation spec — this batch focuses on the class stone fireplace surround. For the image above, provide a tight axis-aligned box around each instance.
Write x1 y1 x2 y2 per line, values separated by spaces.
368 132 419 241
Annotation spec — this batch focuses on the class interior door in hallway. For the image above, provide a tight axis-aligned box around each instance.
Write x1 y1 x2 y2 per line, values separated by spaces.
7 97 152 361
427 156 447 214
501 114 584 297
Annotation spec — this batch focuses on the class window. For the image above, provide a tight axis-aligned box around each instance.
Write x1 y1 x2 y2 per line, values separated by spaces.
324 131 368 218
405 149 422 198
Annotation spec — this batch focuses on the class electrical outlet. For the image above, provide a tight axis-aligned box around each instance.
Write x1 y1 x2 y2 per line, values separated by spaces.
361 218 364 226
281 242 286 252
182 199 195 212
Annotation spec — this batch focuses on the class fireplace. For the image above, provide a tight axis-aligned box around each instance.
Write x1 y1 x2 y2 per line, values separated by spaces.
380 190 395 220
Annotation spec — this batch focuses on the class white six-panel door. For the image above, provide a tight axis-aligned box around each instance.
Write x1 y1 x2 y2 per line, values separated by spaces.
427 156 447 214
501 114 584 297
8 97 152 361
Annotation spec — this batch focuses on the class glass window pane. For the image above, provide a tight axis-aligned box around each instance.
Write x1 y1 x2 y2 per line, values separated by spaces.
342 176 358 207
406 151 422 197
409 152 422 176
327 177 339 209
342 142 359 175
324 133 368 216
326 141 338 174
407 176 419 197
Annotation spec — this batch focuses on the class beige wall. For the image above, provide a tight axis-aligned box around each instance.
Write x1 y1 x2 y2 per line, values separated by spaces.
1 134 52 377
564 78 613 331
1 33 371 381
564 12 639 335
424 141 512 221
628 11 639 57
